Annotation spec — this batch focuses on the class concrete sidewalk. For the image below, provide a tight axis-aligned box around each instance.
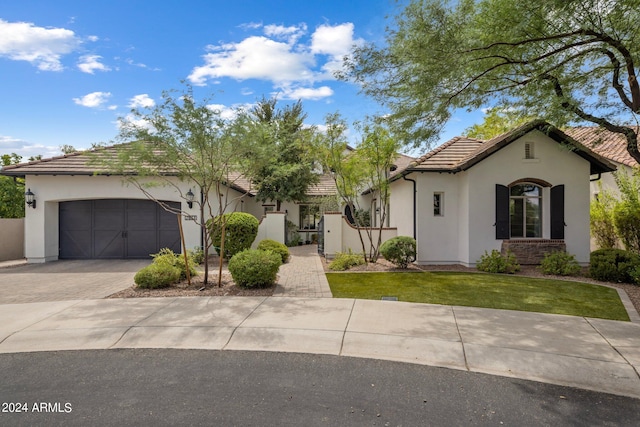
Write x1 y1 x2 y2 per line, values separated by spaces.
0 296 639 399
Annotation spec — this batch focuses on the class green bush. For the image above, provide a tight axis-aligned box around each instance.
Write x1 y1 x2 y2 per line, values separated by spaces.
134 263 181 289
539 251 581 276
228 249 282 288
151 248 197 280
188 246 205 265
590 188 618 249
379 236 416 269
328 250 366 271
476 249 520 274
209 212 259 259
257 239 290 263
589 248 640 283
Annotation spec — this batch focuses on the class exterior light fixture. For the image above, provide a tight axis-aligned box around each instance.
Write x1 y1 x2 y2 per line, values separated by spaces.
25 188 36 209
186 189 195 209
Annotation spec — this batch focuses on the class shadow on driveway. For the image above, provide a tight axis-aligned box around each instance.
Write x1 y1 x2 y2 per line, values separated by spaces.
0 260 151 304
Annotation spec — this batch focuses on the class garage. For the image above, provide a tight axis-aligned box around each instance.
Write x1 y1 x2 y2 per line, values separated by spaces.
59 199 181 259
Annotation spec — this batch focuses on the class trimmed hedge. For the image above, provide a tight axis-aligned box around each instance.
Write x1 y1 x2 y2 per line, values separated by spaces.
134 263 181 289
228 249 282 288
589 248 640 283
257 239 290 263
380 236 416 269
209 212 259 259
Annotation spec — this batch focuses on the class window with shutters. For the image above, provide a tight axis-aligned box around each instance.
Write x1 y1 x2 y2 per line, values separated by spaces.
509 183 542 238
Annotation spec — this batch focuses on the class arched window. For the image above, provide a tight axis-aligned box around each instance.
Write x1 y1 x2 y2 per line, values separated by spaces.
510 183 542 238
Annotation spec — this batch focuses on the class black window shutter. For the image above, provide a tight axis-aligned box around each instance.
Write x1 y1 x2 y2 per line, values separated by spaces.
551 185 565 239
495 184 509 239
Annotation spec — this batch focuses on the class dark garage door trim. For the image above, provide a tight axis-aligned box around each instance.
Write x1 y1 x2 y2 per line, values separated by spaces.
59 199 181 259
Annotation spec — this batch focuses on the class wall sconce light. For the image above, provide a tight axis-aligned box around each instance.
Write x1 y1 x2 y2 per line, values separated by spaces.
25 188 36 209
186 189 195 209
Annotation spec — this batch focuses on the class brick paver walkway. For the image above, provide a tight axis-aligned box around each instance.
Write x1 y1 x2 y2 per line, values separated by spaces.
274 245 332 298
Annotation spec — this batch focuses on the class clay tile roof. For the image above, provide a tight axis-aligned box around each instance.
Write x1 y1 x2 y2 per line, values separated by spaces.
404 136 484 171
564 126 639 168
394 120 616 177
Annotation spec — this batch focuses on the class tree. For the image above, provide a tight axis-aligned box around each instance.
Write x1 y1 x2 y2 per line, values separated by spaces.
613 169 640 254
0 153 25 218
464 108 534 140
104 84 252 286
344 0 640 161
320 114 400 262
245 98 319 210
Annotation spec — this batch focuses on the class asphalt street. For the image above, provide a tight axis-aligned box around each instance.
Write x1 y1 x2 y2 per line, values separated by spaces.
1 349 638 426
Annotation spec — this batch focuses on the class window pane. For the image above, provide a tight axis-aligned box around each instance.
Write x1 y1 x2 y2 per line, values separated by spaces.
525 198 541 237
510 184 540 197
510 199 524 237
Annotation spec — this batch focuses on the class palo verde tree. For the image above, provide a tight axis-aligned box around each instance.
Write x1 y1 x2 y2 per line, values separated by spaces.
244 97 319 211
320 114 400 262
107 84 252 287
344 0 640 160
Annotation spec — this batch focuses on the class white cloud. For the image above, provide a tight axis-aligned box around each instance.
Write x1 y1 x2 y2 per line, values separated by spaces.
188 36 315 86
73 91 112 108
0 19 80 71
264 23 307 44
188 22 361 97
279 86 334 101
77 54 111 74
128 94 155 108
0 135 59 160
117 113 154 132
207 103 254 120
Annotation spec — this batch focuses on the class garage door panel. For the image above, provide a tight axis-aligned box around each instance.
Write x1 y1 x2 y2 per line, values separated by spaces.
59 199 182 259
94 230 125 258
127 230 158 258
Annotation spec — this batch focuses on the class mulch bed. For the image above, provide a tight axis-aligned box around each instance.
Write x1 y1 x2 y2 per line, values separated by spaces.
106 259 275 299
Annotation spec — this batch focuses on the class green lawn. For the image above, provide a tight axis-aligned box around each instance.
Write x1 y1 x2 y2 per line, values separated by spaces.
326 272 630 321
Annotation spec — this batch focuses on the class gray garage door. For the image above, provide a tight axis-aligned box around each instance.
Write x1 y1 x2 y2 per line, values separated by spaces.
59 199 181 259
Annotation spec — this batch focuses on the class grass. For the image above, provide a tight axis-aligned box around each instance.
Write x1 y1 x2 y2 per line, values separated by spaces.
326 272 630 321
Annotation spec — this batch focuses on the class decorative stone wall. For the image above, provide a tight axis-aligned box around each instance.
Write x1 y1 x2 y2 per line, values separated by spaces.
501 239 566 265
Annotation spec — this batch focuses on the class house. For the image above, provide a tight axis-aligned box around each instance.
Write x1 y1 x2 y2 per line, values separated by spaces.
0 120 620 266
356 120 616 266
0 145 337 263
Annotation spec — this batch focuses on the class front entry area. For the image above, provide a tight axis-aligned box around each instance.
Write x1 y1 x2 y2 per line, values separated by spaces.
59 199 181 259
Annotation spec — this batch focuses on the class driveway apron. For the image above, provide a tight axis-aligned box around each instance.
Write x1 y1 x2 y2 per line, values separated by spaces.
0 259 150 304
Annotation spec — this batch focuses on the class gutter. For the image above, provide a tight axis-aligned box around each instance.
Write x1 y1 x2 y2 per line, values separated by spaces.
590 173 602 182
402 174 417 262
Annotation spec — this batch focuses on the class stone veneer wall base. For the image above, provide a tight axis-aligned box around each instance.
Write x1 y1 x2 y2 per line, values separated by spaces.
501 239 566 265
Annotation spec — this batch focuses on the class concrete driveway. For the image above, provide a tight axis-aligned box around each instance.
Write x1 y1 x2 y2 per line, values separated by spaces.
0 259 151 304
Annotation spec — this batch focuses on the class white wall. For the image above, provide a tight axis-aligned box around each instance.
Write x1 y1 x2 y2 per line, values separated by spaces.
413 172 461 264
23 175 201 262
321 213 397 258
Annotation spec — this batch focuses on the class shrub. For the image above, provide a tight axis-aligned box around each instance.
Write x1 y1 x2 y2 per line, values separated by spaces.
379 236 416 268
287 232 301 247
209 212 259 259
539 251 581 276
257 239 290 263
151 248 197 280
228 249 282 288
134 263 181 289
590 187 618 249
328 250 366 271
612 170 640 253
589 248 640 283
476 249 520 274
189 246 205 265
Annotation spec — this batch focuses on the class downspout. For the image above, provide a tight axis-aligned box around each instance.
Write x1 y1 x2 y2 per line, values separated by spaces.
590 173 602 182
402 174 417 262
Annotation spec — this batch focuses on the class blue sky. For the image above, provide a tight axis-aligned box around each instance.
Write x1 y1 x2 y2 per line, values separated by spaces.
0 0 483 160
